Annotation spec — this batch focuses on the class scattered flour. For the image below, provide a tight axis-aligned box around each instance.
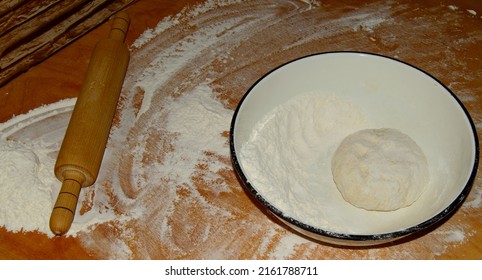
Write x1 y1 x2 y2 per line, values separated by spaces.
1 0 479 259
448 5 459 11
355 16 387 32
447 5 478 17
437 230 466 243
0 99 129 237
467 9 477 16
463 184 482 209
164 82 233 180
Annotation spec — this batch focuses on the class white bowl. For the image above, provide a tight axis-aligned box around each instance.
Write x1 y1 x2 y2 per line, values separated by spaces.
230 52 479 246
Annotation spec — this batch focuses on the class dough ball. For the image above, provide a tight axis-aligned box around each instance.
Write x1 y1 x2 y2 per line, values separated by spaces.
331 128 429 211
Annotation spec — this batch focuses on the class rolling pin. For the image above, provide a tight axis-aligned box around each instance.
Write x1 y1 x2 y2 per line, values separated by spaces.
49 12 130 235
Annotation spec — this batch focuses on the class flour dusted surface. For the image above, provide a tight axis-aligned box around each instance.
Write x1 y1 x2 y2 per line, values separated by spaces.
1 0 480 259
0 99 128 237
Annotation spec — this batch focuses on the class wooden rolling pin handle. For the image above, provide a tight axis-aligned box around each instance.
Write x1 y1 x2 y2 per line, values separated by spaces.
49 170 86 235
109 11 130 41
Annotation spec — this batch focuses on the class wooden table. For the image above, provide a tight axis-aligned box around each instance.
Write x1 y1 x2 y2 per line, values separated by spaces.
0 0 481 259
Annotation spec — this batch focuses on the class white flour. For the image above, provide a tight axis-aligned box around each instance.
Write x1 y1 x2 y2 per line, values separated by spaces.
239 94 372 232
0 99 126 237
1 0 480 259
0 140 55 234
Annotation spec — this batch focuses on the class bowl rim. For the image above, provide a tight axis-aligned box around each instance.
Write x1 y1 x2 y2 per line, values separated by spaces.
229 51 480 242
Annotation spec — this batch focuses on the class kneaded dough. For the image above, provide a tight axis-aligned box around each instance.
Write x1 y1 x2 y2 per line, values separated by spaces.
331 128 429 211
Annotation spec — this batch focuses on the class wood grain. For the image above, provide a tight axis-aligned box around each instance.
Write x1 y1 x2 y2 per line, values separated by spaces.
0 0 136 87
0 0 481 260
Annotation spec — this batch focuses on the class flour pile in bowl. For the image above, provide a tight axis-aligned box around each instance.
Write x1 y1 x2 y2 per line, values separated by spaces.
239 93 431 234
240 93 369 232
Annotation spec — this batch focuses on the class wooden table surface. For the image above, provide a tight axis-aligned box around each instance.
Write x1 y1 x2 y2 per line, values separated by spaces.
0 0 481 259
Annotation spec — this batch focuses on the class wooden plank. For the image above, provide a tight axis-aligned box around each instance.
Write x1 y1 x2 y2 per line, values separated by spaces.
0 0 136 87
0 0 28 18
0 0 63 37
0 0 89 57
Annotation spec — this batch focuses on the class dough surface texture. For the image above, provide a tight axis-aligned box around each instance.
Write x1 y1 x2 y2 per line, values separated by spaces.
331 128 429 211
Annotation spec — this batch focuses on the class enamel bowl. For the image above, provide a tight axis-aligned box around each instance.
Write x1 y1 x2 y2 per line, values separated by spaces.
230 52 479 246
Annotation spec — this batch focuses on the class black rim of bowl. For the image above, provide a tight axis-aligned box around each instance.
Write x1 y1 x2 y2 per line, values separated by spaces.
229 51 480 242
